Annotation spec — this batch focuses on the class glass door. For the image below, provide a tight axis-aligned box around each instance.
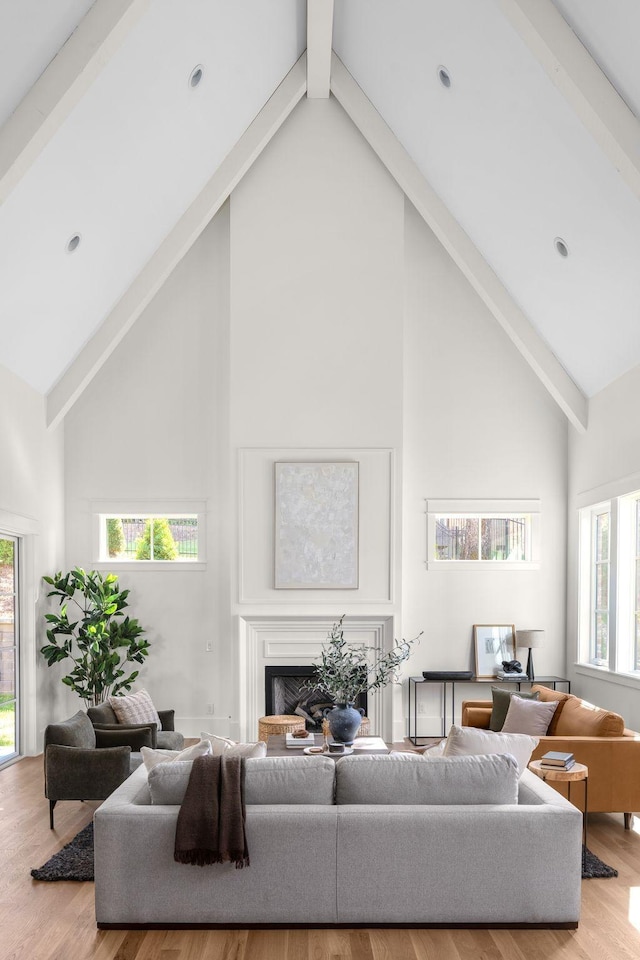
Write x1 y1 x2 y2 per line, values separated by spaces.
0 535 18 763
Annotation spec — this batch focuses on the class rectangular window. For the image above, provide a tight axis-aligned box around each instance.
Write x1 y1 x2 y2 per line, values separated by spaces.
434 515 531 562
0 535 19 764
635 500 640 670
99 515 200 562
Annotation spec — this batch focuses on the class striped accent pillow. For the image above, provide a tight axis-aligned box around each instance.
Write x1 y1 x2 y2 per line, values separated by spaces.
109 689 162 730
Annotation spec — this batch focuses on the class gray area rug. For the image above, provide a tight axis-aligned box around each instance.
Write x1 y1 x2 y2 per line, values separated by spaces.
31 822 94 882
29 823 617 883
582 845 618 879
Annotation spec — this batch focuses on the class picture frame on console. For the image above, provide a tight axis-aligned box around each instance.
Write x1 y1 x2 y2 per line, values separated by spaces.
473 624 516 678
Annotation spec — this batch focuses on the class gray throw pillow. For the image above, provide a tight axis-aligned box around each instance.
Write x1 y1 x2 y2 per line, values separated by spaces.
490 686 539 731
501 696 558 736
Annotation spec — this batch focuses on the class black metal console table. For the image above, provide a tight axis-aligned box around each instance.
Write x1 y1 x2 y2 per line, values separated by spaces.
407 675 571 745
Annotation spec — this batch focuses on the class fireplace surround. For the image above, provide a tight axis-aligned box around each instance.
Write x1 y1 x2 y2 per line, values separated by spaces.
239 616 395 742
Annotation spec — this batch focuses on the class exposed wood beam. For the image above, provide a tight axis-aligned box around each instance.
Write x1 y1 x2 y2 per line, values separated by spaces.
0 0 150 206
306 0 334 98
497 0 640 201
46 54 307 428
330 54 588 432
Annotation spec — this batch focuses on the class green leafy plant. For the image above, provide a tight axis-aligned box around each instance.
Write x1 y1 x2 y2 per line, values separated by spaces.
135 518 178 560
106 518 125 558
311 616 422 704
0 539 14 565
40 568 150 706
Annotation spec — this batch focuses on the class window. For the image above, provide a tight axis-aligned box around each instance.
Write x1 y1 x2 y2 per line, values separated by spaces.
98 515 201 563
426 500 539 569
591 507 610 666
0 534 19 764
578 491 640 676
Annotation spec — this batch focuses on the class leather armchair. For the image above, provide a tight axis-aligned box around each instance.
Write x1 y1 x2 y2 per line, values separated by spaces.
87 702 184 751
44 710 133 829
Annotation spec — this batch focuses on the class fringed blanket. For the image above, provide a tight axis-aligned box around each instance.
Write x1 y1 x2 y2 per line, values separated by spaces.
174 754 250 868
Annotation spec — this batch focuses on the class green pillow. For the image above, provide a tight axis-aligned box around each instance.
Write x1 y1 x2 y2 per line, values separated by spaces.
490 687 540 731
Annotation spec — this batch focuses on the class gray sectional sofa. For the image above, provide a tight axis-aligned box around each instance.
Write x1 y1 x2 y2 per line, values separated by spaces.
94 753 582 928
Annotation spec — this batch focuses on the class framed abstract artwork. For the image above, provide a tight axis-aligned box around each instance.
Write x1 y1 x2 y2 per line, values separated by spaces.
274 461 359 589
473 624 516 678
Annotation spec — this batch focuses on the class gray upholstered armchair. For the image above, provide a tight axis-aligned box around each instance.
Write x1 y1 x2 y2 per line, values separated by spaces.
44 710 146 829
87 702 184 751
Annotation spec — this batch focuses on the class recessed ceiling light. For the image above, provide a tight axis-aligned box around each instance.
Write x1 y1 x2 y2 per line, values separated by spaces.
437 66 451 89
189 65 204 88
66 234 81 253
554 237 569 258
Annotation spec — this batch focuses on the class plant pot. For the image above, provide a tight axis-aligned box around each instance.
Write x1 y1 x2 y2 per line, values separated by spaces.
325 703 364 745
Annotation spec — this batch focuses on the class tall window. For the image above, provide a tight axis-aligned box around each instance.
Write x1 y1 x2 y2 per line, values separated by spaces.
0 535 18 763
634 500 640 671
592 509 610 665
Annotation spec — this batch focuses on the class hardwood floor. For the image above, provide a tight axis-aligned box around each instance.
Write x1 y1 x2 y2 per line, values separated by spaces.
3 755 640 960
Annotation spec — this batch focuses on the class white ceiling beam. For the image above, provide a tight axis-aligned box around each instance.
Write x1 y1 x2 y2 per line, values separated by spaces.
497 0 640 201
46 54 307 428
330 54 588 432
306 0 334 98
0 0 150 207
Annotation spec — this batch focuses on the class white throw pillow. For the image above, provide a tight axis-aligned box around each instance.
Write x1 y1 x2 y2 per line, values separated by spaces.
443 724 538 776
109 689 162 730
501 695 558 736
200 732 267 759
141 739 212 771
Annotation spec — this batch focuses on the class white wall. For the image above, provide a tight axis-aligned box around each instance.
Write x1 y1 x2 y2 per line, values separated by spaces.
568 363 640 729
402 200 569 736
0 364 65 752
62 95 570 743
64 210 230 737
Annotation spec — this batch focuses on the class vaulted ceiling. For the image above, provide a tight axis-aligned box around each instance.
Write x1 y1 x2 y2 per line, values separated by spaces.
1 0 639 432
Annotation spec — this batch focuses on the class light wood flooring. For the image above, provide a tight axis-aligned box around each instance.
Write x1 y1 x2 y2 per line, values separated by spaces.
3 753 640 960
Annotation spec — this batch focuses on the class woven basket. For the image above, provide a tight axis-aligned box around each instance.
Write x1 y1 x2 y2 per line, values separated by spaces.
258 715 305 742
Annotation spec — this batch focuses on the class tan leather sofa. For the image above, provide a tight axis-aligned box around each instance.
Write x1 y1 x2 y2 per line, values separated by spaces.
461 683 640 828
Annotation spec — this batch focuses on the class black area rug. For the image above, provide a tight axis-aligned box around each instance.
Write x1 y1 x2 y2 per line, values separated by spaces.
31 822 94 882
583 845 618 879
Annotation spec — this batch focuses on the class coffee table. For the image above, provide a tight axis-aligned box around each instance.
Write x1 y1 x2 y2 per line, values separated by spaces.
266 734 389 758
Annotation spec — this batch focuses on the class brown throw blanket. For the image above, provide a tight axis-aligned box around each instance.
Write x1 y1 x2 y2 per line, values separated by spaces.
174 754 250 868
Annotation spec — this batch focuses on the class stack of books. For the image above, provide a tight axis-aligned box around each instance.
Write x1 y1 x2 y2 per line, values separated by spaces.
496 670 529 680
285 731 315 749
539 750 575 770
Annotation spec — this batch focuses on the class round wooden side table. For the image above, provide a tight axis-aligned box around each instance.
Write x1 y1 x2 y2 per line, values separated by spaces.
258 714 305 742
528 759 588 872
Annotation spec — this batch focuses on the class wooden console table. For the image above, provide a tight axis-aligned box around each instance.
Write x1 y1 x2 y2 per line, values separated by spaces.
407 675 571 744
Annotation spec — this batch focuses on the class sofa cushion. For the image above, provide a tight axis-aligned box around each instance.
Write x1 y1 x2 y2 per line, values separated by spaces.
553 695 624 737
148 755 336 806
443 724 538 776
501 696 558 736
141 739 212 771
335 753 518 805
490 687 539 731
109 689 162 731
531 685 571 735
199 732 267 759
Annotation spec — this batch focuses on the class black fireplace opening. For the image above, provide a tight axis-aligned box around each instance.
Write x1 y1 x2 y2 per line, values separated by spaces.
264 665 367 732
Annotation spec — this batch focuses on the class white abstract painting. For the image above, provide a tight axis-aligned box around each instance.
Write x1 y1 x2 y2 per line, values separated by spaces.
274 462 359 589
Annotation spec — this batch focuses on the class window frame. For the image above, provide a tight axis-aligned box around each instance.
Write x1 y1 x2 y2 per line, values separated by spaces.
92 501 206 571
425 499 540 570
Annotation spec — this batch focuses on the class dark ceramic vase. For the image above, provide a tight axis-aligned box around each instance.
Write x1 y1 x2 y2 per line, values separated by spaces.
326 703 365 745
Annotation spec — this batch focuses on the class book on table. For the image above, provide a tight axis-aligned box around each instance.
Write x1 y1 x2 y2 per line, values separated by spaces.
540 758 575 771
496 671 529 680
540 750 574 766
285 731 315 748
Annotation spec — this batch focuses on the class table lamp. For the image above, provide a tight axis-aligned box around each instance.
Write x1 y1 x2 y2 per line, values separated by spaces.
516 629 545 681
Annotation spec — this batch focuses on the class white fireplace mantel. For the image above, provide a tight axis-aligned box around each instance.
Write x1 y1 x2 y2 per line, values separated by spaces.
238 615 396 742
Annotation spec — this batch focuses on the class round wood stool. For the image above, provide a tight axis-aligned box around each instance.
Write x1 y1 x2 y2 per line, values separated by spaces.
258 714 305 742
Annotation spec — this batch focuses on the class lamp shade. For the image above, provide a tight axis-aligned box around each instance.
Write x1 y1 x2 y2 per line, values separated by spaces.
516 629 545 649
